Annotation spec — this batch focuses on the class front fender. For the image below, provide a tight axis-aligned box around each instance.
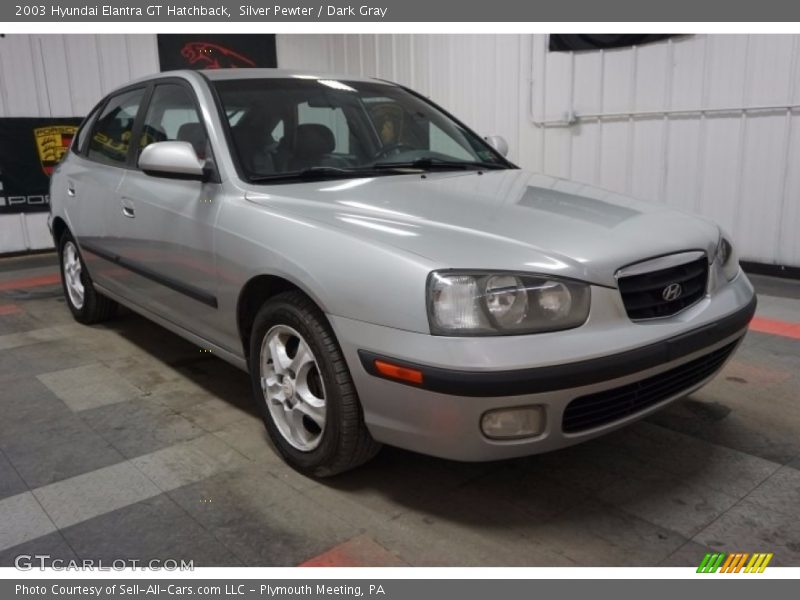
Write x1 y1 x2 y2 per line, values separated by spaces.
213 194 436 353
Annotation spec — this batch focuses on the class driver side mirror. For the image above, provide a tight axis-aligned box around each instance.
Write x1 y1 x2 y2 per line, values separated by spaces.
139 141 206 180
484 135 509 157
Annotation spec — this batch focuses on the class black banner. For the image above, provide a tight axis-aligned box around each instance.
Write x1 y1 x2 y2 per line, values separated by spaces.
0 117 83 214
157 34 277 71
549 34 677 52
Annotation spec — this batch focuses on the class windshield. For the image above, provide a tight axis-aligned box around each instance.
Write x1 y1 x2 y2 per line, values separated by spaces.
212 77 511 181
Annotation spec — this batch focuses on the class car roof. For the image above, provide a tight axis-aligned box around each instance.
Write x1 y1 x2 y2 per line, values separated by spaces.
122 68 396 89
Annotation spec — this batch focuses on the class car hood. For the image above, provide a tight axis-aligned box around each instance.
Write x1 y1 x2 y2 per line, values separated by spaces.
243 169 720 288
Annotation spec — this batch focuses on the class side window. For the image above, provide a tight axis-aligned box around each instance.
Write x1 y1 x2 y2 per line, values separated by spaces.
87 88 145 166
72 105 101 156
297 102 349 153
139 84 207 160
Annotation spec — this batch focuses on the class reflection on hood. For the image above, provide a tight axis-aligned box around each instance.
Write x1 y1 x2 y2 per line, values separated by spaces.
518 186 640 228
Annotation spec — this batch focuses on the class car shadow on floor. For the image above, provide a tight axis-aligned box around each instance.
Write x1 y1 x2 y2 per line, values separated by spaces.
101 307 258 417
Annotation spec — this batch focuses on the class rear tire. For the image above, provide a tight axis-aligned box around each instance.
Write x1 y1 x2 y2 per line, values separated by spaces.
248 291 380 477
58 231 117 324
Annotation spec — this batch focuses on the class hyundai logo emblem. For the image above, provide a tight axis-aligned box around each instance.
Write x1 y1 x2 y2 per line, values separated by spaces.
662 282 683 302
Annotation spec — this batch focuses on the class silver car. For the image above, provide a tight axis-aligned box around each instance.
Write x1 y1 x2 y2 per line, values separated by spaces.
49 69 756 476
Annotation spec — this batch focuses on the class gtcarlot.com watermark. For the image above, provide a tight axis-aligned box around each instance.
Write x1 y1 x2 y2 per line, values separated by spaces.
14 554 194 571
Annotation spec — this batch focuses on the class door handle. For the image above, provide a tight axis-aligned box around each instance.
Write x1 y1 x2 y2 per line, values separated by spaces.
120 196 135 218
67 185 76 197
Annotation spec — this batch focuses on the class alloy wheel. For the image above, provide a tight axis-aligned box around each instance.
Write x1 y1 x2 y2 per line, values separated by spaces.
63 241 85 310
259 324 327 451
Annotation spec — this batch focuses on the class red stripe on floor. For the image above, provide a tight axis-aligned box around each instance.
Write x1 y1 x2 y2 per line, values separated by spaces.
299 535 407 567
0 273 60 291
0 304 22 315
750 317 800 340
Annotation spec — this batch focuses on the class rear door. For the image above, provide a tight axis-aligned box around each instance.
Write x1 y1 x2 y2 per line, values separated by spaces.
65 87 147 289
108 80 226 345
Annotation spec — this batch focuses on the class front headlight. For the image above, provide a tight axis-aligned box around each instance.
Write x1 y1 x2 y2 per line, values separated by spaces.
427 271 590 336
715 236 739 281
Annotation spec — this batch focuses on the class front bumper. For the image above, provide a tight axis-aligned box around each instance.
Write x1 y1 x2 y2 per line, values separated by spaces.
330 272 756 461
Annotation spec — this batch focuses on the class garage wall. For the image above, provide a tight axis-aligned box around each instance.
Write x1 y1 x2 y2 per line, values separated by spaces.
2 34 799 268
277 34 800 269
0 34 159 253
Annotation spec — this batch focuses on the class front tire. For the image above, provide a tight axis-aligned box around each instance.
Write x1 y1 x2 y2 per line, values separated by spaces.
58 231 117 324
248 291 380 477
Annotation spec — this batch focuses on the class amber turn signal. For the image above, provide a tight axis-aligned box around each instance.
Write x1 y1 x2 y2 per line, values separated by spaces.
373 360 424 385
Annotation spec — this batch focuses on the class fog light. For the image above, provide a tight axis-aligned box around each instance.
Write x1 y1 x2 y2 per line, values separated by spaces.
481 406 545 440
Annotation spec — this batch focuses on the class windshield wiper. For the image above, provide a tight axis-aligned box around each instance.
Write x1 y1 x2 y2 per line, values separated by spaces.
247 158 506 183
247 165 420 183
249 166 364 183
372 157 507 171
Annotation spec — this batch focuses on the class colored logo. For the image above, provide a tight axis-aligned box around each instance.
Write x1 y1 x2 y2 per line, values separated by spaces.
34 125 77 176
697 552 773 573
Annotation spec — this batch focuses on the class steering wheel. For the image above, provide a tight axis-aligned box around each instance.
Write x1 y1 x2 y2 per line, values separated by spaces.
373 142 417 160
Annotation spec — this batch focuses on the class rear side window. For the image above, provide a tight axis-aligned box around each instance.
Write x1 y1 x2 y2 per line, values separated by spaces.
87 88 146 166
71 105 101 156
139 83 207 159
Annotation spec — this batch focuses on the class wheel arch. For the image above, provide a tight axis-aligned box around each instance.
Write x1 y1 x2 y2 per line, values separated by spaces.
236 273 331 360
51 216 69 245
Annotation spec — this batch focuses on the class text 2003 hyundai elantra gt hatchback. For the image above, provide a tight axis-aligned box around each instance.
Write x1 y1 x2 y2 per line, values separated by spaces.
49 69 756 476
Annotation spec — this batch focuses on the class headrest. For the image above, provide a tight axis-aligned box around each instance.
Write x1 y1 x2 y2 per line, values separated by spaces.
294 124 335 158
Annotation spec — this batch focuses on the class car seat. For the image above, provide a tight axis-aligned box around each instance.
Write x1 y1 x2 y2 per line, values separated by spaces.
288 124 336 171
231 123 277 175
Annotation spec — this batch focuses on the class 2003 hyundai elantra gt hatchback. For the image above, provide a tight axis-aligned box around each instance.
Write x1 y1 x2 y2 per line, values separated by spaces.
49 69 757 476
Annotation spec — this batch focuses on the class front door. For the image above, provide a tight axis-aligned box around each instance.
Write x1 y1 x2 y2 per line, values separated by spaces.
106 82 226 347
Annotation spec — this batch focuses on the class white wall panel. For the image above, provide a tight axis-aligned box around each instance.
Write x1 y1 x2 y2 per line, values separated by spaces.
629 121 663 202
63 35 104 114
126 35 160 80
0 215 27 253
97 35 139 91
781 113 800 264
736 115 787 262
25 213 53 249
0 37 44 117
0 34 159 253
278 33 800 268
698 116 740 232
0 34 158 118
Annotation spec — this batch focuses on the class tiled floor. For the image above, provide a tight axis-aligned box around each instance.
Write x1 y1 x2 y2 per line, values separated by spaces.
0 254 799 567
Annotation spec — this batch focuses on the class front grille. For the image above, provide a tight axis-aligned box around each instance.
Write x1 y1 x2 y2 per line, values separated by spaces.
562 341 737 433
618 256 708 320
